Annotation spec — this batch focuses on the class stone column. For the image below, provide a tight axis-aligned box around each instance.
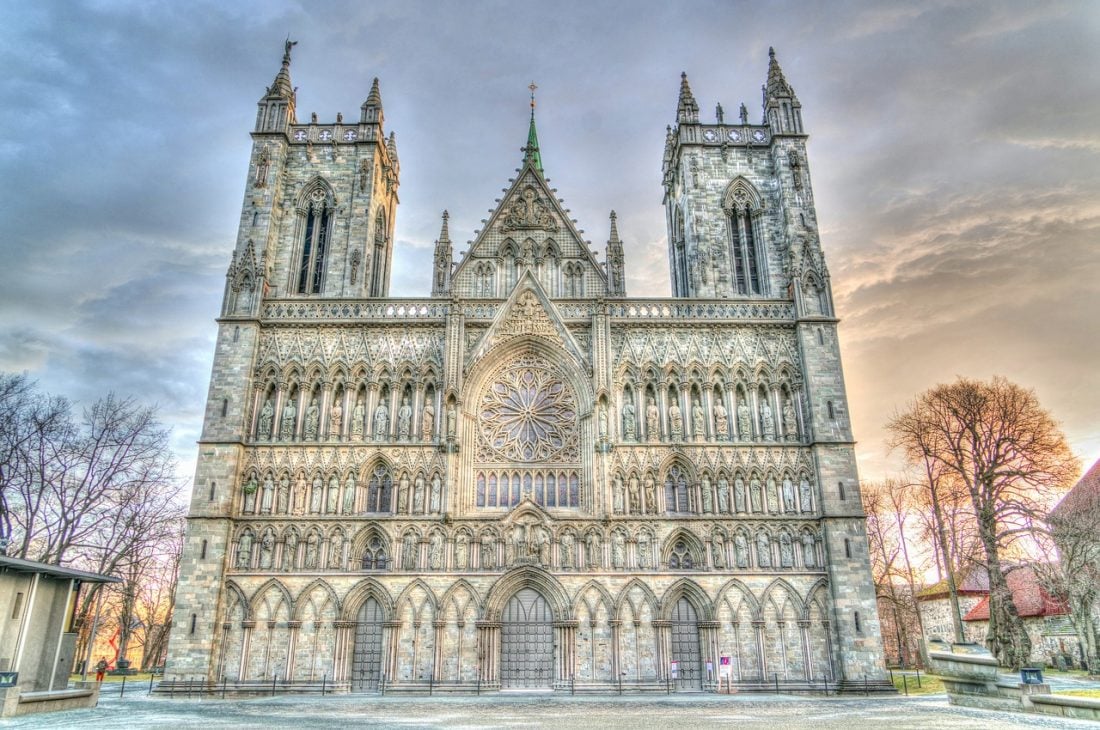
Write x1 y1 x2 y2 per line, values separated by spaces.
249 385 264 440
412 380 425 442
731 621 744 681
698 620 720 689
798 620 813 681
655 380 668 441
609 618 622 685
701 383 715 441
332 621 354 682
383 620 402 684
432 619 446 681
654 619 672 681
319 381 333 440
475 621 500 686
284 621 301 680
753 620 767 682
555 620 578 686
239 621 255 680
271 382 286 442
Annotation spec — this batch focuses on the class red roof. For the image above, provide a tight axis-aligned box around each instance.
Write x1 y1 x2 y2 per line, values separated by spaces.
1051 459 1100 521
916 564 990 600
962 565 1068 621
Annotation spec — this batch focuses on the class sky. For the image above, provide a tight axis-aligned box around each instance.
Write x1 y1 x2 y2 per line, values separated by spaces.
1 0 1098 487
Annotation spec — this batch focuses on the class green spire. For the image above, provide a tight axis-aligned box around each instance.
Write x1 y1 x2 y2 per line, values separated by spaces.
524 81 544 174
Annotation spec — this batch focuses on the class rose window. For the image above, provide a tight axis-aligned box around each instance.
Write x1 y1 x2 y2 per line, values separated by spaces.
476 353 578 464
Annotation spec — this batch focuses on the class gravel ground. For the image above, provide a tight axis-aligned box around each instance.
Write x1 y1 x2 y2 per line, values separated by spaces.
4 690 1099 729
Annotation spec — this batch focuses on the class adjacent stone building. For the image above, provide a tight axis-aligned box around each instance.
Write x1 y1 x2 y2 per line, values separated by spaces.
165 43 888 692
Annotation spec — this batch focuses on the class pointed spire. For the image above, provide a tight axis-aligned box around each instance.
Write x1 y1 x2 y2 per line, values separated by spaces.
360 77 384 127
265 38 296 100
677 72 699 124
608 210 620 243
766 46 793 99
523 81 544 174
606 210 626 297
439 209 451 243
365 77 382 107
432 210 453 297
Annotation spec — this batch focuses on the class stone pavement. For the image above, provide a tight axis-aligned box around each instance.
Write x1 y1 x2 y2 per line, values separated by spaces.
3 690 1099 729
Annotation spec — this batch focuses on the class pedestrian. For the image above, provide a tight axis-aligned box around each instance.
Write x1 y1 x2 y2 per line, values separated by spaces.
95 657 108 683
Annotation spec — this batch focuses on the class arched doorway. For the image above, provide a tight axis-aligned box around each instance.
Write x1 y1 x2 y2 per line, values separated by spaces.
351 598 384 690
670 597 702 690
500 588 553 688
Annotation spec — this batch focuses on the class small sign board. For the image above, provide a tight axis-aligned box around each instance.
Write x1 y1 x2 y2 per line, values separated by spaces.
669 660 679 678
719 656 732 677
0 672 18 688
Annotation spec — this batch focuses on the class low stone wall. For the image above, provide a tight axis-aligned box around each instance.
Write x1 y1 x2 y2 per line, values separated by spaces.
1 681 100 718
1028 694 1100 721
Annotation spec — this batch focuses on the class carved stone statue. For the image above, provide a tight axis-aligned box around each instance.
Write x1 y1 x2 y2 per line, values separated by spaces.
402 533 418 570
280 398 297 440
612 474 624 514
305 531 319 569
373 400 389 441
712 535 726 569
236 531 252 569
329 397 343 438
277 475 289 514
293 473 307 515
343 474 356 514
598 404 608 439
750 479 763 513
398 474 410 514
429 532 443 570
669 402 683 440
622 401 636 440
421 402 434 441
782 398 797 440
480 536 495 569
802 532 816 567
538 527 551 566
734 478 747 513
258 398 274 439
645 398 660 441
330 532 344 569
701 476 713 513
586 532 601 569
756 532 771 568
283 531 298 571
717 477 730 514
734 533 748 568
713 402 729 439
304 397 320 440
510 524 525 563
643 475 656 513
560 532 574 569
782 478 795 513
327 475 339 514
737 401 751 440
430 475 442 513
692 399 705 440
242 477 257 513
761 402 776 441
351 397 365 440
780 532 794 567
397 396 413 440
413 476 425 514
767 478 779 514
260 475 274 514
628 475 640 514
454 534 468 570
311 475 323 513
800 479 814 512
637 532 651 568
611 532 625 569
446 404 457 437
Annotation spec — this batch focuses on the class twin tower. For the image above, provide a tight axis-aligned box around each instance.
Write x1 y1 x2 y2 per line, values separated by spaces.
166 42 887 694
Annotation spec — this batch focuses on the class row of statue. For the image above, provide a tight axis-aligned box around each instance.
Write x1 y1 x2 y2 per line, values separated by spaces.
610 474 814 515
616 396 800 442
241 472 444 517
234 526 819 574
255 394 458 442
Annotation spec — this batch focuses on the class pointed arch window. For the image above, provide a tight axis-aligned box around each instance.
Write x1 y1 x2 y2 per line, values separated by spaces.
366 465 392 513
724 180 767 296
370 211 387 297
297 187 333 295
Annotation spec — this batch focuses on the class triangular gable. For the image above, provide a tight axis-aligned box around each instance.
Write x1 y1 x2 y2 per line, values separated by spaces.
452 159 608 292
500 496 555 525
466 268 588 371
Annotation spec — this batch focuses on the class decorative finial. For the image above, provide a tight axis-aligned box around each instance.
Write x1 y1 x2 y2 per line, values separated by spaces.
283 37 297 66
769 46 776 59
529 81 538 118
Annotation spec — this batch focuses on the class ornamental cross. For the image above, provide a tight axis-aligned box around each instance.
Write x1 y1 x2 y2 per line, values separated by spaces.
529 81 537 111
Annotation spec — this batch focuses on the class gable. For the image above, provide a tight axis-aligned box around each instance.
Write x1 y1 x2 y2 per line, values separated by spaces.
452 161 608 298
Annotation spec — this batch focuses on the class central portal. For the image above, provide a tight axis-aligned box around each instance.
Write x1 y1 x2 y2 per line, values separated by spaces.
500 587 554 688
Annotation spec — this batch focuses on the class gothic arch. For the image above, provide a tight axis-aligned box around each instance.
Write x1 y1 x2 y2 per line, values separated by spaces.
572 579 615 617
483 566 572 622
295 175 336 210
614 578 659 620
803 578 830 621
659 578 714 621
224 580 252 622
394 578 439 615
760 578 806 618
249 578 294 618
439 579 484 617
721 176 763 213
714 578 762 621
660 528 705 568
292 579 341 621
340 578 394 622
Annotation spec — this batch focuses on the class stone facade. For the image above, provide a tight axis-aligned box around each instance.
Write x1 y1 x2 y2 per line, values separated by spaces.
164 44 888 692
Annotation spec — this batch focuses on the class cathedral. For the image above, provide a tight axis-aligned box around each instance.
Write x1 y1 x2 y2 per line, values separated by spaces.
165 43 888 693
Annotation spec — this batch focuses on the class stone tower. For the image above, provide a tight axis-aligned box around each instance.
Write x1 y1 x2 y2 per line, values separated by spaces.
165 44 889 694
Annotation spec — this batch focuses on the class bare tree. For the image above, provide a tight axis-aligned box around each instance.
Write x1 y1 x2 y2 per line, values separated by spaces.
1041 486 1100 671
889 377 1078 668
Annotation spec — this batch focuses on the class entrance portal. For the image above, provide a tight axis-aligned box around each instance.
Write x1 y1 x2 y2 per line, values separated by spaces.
670 597 702 690
500 587 554 688
351 597 384 690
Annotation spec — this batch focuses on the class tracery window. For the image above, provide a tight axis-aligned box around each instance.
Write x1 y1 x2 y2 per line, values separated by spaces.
369 212 387 296
664 465 692 513
361 535 388 570
297 188 332 294
669 540 694 570
725 181 766 296
366 465 392 513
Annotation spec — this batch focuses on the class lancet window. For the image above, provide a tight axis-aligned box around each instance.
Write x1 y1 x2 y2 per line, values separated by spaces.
297 187 333 295
724 179 767 296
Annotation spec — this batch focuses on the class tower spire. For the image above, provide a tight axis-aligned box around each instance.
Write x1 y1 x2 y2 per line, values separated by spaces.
677 72 699 124
762 47 803 134
523 81 544 173
606 210 626 296
255 39 297 131
432 210 453 297
360 77 384 128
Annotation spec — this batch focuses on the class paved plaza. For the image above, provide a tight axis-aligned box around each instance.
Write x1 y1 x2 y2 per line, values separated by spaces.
3 691 1099 729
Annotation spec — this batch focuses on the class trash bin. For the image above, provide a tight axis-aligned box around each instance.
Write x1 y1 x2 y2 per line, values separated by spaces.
1020 667 1043 685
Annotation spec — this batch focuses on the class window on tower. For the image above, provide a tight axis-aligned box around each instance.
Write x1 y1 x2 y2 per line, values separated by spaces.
297 187 332 295
370 211 387 296
723 178 767 296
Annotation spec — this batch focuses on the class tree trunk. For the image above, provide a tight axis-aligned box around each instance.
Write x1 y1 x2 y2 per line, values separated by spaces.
978 509 1031 668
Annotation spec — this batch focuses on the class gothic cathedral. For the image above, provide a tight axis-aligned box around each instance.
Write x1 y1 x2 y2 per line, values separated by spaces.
166 43 889 692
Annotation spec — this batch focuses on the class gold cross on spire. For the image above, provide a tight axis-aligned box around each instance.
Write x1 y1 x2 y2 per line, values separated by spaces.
529 81 538 112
